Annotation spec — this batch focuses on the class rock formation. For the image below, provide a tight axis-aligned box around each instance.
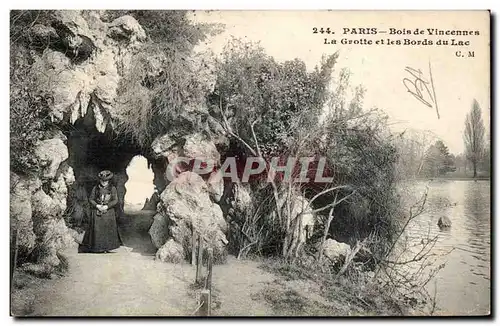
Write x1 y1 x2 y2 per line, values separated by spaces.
11 10 229 270
11 10 151 273
11 148 77 272
154 172 228 264
438 216 452 229
321 239 351 264
156 239 185 264
142 191 160 211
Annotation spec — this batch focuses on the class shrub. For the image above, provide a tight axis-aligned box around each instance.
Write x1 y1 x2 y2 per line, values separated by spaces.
111 10 222 148
212 41 400 262
10 42 54 176
210 38 337 158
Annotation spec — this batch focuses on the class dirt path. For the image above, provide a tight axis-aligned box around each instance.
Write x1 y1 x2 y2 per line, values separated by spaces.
210 258 276 316
20 209 279 316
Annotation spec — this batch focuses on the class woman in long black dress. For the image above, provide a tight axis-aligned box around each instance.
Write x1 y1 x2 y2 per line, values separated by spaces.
81 170 122 253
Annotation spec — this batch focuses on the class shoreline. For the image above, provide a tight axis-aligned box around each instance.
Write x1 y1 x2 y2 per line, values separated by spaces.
413 177 490 181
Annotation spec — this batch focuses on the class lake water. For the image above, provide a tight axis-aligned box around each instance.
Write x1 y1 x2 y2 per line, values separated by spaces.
402 180 491 315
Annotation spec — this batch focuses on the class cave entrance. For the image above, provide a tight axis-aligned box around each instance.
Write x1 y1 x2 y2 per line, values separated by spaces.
65 113 141 219
124 155 155 211
63 110 160 255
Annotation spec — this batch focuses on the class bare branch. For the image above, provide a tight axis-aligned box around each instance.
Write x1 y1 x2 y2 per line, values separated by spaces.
308 185 354 207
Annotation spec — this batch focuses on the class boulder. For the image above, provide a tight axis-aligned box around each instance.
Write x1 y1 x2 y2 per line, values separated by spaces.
81 10 108 38
29 177 76 267
156 239 185 264
142 191 160 211
233 183 252 214
148 213 170 249
50 14 96 64
31 50 84 122
207 171 224 203
438 216 452 229
33 138 68 179
31 189 59 221
52 218 78 249
182 133 220 164
91 49 120 124
61 165 76 186
151 133 177 159
322 239 351 264
206 115 227 138
185 52 217 95
31 218 76 267
225 183 253 223
52 10 91 38
29 24 58 46
44 129 67 142
283 195 315 255
113 171 128 216
19 262 57 279
48 175 69 213
68 227 85 245
158 172 228 263
107 15 147 43
10 176 37 257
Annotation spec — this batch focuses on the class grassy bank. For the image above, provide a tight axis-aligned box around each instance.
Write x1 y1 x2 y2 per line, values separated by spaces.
417 176 490 181
11 253 70 316
256 258 421 316
11 270 60 316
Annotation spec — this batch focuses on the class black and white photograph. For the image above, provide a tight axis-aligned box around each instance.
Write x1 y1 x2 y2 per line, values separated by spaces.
9 9 491 317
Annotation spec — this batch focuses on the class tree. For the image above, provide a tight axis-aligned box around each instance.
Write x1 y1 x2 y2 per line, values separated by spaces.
435 141 455 175
394 129 438 179
421 140 455 177
210 38 337 159
453 153 467 175
480 129 491 176
463 99 486 178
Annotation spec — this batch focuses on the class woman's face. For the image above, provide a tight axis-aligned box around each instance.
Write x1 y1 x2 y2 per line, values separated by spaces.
100 180 109 187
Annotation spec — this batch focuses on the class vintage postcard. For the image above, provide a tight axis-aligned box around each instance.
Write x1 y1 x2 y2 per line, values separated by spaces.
10 10 490 317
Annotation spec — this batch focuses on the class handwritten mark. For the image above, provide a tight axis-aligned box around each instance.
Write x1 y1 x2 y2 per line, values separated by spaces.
402 61 440 119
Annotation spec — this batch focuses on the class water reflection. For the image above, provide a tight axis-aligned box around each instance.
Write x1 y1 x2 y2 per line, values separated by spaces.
464 182 490 250
403 180 490 315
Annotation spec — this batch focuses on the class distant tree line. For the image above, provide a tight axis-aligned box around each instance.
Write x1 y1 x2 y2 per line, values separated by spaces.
395 99 489 179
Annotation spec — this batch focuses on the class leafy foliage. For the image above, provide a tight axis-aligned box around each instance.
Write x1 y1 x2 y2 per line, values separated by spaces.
113 11 220 148
213 41 401 261
463 99 486 177
10 10 55 48
105 10 222 53
421 140 455 177
210 38 338 158
315 103 400 249
10 42 54 175
10 11 60 175
393 130 439 179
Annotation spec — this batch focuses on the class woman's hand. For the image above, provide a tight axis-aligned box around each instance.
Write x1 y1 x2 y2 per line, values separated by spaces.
96 204 109 214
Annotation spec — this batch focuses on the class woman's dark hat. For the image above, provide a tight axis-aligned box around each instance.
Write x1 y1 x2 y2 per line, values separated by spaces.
98 170 114 181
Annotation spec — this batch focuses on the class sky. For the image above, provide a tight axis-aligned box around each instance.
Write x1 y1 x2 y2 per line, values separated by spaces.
189 10 490 154
125 156 154 205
